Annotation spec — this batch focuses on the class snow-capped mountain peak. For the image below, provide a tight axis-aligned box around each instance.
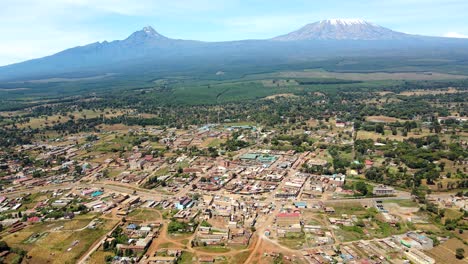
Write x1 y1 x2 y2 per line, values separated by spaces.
273 19 408 41
143 26 156 34
322 19 372 26
124 26 170 43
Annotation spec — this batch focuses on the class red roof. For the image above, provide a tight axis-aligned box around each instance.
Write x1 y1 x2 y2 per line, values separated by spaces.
27 216 40 223
277 212 300 218
365 160 373 165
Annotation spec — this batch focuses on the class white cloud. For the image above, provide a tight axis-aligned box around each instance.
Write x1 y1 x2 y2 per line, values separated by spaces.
443 32 468 38
0 0 236 66
222 14 328 38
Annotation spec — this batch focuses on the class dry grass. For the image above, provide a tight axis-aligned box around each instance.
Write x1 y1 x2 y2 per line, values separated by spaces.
2 218 118 264
17 109 124 129
427 238 468 264
263 93 299 100
201 138 225 148
268 69 468 81
261 79 298 87
356 130 431 141
366 115 403 123
18 73 114 84
376 91 395 96
399 87 466 96
87 249 113 264
127 208 162 222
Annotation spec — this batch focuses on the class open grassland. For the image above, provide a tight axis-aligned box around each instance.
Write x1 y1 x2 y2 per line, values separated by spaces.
87 249 113 264
197 246 231 253
261 79 299 87
126 208 162 222
356 130 432 141
383 199 418 208
177 251 196 264
278 233 306 250
201 137 225 148
263 69 468 81
16 109 125 129
399 87 467 96
17 73 115 84
2 218 118 264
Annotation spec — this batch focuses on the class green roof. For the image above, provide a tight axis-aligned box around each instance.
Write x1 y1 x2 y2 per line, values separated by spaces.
257 155 277 163
240 153 258 160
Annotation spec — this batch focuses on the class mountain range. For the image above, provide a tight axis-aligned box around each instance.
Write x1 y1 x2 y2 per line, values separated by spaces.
1 19 468 82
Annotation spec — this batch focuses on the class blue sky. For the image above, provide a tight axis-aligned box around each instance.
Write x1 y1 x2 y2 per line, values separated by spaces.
1 0 468 66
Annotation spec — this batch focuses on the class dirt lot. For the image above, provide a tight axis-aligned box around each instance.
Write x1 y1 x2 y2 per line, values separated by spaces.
366 115 404 123
384 201 419 222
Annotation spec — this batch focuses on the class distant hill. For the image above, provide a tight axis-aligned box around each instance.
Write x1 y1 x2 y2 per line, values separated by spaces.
1 21 468 82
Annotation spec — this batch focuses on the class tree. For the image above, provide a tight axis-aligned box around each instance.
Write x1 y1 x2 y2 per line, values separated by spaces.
103 240 110 251
456 248 465 260
375 123 385 135
355 181 369 196
0 241 10 251
74 165 83 175
438 161 445 172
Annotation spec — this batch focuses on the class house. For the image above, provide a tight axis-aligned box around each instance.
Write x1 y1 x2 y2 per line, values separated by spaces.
139 226 152 236
336 121 345 128
27 216 41 223
276 212 301 226
126 223 138 231
365 160 374 168
407 232 434 250
404 249 435 264
146 256 177 263
372 185 395 196
294 201 307 209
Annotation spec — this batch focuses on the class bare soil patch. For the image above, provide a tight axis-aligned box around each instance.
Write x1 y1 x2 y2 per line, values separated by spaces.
263 93 298 100
366 115 403 123
399 87 466 96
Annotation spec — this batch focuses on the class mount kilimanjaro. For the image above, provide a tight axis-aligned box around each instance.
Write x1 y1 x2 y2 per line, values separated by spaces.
273 19 411 40
0 19 467 81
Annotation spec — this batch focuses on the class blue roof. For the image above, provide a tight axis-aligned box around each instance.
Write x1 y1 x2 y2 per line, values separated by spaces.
91 191 103 197
294 202 307 206
127 223 137 229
